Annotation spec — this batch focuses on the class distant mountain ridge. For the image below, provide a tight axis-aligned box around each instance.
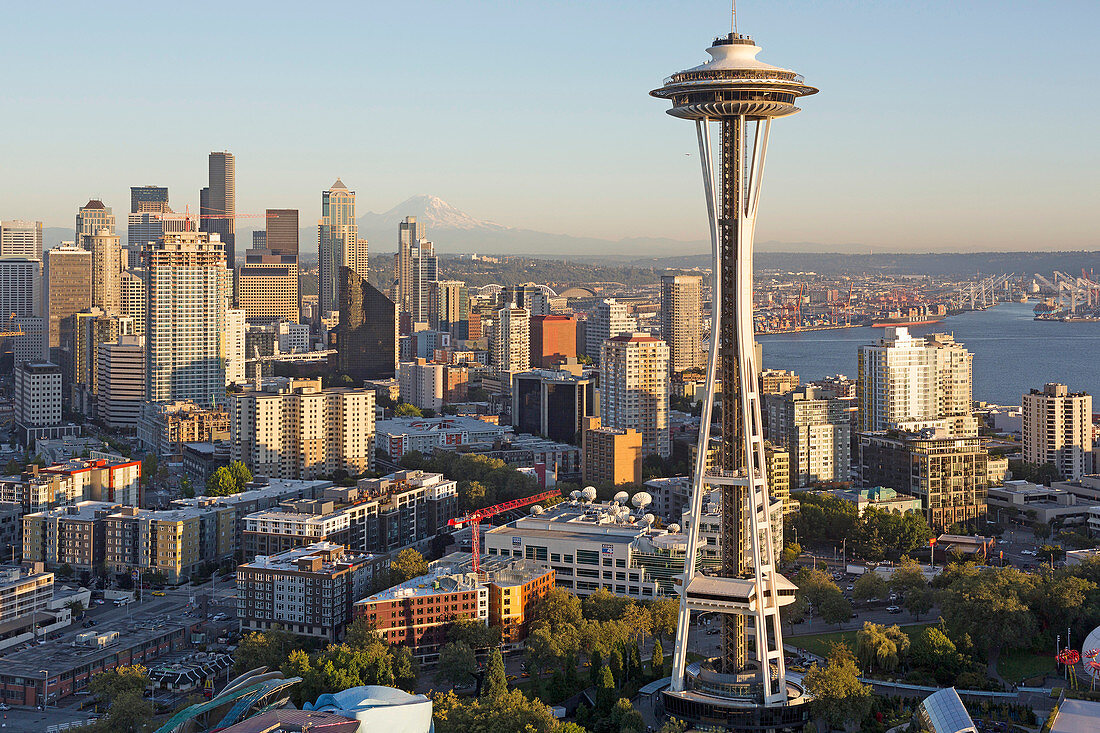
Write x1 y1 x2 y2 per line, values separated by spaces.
42 195 1100 263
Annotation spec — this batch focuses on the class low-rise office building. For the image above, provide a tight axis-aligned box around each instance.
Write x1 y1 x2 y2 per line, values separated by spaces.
354 566 487 662
430 552 555 645
374 416 510 460
986 480 1098 527
237 542 380 642
104 502 235 583
22 501 120 573
242 471 457 558
484 498 681 600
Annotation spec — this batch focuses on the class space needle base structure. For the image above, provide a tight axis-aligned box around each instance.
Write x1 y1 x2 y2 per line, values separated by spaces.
651 25 817 733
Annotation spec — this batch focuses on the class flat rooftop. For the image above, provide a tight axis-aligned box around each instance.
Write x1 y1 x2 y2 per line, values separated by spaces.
357 567 482 603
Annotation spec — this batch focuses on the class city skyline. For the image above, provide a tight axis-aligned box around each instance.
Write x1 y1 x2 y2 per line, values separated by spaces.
1 1 1097 253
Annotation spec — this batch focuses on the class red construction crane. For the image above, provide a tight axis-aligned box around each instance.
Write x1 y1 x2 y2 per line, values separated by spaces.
448 489 562 572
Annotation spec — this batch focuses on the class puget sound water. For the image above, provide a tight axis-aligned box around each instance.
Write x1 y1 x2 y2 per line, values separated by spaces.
757 301 1100 406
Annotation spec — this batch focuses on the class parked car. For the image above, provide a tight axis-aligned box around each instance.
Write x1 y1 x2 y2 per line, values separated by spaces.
886 605 902 614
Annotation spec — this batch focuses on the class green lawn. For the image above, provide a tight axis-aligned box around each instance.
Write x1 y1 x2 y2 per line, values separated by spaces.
997 650 1055 684
787 623 933 659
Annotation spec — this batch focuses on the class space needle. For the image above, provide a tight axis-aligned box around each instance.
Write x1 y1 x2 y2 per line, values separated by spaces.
651 8 817 732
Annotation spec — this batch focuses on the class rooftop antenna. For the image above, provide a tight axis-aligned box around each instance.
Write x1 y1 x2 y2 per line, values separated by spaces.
732 0 737 34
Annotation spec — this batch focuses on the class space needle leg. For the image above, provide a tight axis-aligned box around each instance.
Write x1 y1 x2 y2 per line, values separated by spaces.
669 118 723 692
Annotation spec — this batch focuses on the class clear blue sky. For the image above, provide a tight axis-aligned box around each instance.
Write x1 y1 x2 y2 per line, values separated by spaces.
2 0 1097 251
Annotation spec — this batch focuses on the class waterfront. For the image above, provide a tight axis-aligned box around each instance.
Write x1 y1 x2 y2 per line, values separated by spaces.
759 301 1100 405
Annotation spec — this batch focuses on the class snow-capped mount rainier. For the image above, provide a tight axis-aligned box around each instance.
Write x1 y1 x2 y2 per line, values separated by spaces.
359 195 509 235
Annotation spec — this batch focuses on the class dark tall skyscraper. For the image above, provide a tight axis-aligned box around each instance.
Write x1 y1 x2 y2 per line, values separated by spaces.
200 151 236 266
336 266 396 381
129 186 168 213
265 209 299 257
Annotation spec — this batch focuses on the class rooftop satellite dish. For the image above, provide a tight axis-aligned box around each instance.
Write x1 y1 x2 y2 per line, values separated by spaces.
569 490 580 500
631 491 653 509
613 491 630 505
644 513 656 526
581 486 597 502
668 523 681 534
530 505 544 515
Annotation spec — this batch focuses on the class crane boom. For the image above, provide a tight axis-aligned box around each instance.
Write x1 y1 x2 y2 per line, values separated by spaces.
448 488 562 572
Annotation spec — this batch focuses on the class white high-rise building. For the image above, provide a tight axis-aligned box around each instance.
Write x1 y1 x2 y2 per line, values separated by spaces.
121 269 146 335
857 327 973 433
0 220 43 261
491 304 530 374
230 378 376 479
661 274 704 374
97 335 145 430
1023 383 1093 480
399 359 445 413
14 361 65 443
0 258 46 365
145 232 230 404
765 386 850 486
89 228 122 314
600 333 670 457
395 217 437 325
226 309 247 386
586 298 636 362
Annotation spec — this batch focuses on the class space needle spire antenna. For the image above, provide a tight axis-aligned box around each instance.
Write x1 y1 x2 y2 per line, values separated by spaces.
652 13 817 733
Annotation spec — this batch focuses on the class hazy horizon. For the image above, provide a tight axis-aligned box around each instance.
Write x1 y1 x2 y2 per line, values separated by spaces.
3 1 1098 254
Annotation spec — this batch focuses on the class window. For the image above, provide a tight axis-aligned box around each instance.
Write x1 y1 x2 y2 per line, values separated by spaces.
576 550 599 566
615 559 626 568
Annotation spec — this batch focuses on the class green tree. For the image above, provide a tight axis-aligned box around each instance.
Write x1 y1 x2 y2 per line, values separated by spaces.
818 588 853 626
854 622 910 672
852 572 888 602
782 541 802 565
651 638 665 676
180 475 195 498
66 599 85 617
904 587 936 620
889 558 928 597
803 643 872 729
589 648 604 687
909 626 963 683
608 646 623 686
395 403 423 417
101 691 153 733
595 666 616 710
648 597 679 643
483 648 508 699
58 563 74 578
141 453 158 488
1034 522 1052 541
448 617 501 650
389 548 427 584
437 641 478 690
232 628 302 674
531 587 583 635
282 648 317 706
939 566 1037 658
88 665 149 703
433 687 561 733
206 466 237 496
228 460 253 490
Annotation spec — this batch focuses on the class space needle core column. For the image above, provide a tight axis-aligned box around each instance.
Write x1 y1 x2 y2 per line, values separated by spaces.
652 25 816 730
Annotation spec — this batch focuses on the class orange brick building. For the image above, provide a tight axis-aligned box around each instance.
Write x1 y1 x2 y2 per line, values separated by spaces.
530 315 577 368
